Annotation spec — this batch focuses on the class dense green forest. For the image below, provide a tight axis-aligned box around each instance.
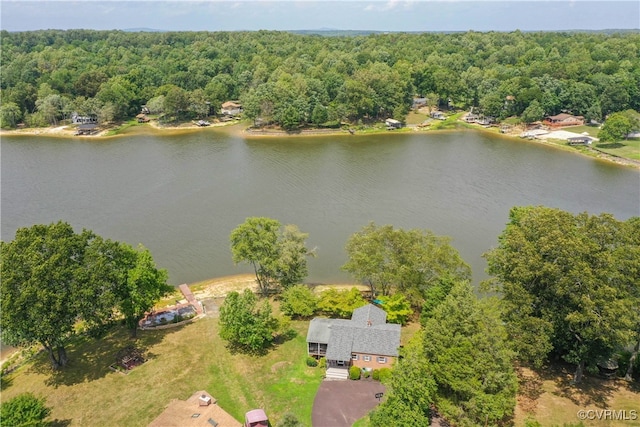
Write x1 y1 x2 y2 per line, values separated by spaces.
1 29 639 129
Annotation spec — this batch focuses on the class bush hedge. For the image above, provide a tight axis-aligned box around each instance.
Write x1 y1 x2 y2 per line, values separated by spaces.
349 365 361 380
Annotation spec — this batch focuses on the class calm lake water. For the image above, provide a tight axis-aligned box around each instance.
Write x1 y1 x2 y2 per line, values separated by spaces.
2 129 639 287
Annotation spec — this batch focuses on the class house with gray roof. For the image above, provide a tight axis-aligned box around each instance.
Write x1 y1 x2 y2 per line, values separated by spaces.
306 304 401 379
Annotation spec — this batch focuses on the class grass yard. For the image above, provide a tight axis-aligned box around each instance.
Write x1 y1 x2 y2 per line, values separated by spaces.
594 138 640 161
515 365 640 427
1 315 323 427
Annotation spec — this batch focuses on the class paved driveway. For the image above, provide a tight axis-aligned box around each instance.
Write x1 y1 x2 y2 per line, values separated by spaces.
311 380 386 427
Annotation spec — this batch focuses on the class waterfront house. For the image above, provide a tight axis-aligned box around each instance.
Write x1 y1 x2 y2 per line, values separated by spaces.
306 304 401 379
544 113 584 127
71 112 98 125
221 101 242 116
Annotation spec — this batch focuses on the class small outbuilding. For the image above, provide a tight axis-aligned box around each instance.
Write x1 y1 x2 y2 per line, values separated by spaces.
75 123 98 135
430 111 446 120
567 135 595 145
385 118 402 129
136 113 150 123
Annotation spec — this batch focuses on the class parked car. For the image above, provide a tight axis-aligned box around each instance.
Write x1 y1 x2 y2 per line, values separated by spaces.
244 409 268 427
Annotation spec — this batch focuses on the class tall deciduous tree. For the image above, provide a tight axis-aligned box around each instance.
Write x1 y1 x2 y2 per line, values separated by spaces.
343 222 471 306
599 110 640 142
230 217 311 295
1 222 90 369
119 245 172 337
1 222 170 368
0 102 23 128
218 289 279 352
484 206 639 383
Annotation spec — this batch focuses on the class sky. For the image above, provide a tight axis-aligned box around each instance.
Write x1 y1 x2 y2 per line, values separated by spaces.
1 1 639 33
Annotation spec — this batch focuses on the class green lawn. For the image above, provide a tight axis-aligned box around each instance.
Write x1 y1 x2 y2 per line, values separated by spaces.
594 138 640 161
1 316 323 427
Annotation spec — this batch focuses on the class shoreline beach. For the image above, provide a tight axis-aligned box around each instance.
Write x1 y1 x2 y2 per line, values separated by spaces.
1 120 638 170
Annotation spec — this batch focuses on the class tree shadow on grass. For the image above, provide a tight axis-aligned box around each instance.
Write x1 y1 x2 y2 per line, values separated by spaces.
27 323 183 387
0 372 13 391
596 142 625 149
538 362 623 407
49 419 72 427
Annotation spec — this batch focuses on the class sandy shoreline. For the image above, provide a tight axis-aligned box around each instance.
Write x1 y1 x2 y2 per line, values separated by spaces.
1 120 638 169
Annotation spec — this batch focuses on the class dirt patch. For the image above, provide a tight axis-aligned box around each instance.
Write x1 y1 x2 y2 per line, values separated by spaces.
271 361 291 373
514 364 640 426
188 274 259 298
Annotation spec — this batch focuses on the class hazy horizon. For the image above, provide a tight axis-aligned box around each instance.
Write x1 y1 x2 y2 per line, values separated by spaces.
2 1 639 33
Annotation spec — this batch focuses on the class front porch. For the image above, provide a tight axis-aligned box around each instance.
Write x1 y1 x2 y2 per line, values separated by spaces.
325 367 349 380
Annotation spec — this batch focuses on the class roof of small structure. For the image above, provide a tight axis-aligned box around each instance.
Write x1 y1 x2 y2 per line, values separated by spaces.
548 113 583 121
78 123 97 130
221 101 242 108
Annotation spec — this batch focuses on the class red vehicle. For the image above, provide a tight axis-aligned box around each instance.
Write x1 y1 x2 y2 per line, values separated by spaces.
244 409 268 427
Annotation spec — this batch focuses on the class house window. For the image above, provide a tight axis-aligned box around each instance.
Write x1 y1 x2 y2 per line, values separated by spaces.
352 354 358 361
363 355 371 362
377 356 387 364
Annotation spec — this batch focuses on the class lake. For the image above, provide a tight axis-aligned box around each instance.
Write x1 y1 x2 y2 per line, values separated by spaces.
2 128 639 287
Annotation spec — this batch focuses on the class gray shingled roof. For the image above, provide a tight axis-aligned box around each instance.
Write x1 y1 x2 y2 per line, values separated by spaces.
351 304 387 327
307 304 401 361
306 318 350 344
325 325 355 361
352 323 401 356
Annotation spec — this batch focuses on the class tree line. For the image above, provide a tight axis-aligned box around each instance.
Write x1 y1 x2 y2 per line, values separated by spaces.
1 29 639 129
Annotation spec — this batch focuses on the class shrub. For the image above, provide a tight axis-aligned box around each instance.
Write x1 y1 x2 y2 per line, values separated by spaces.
306 356 318 367
318 357 327 368
377 368 392 383
0 393 51 427
276 412 304 427
372 369 380 381
349 365 361 380
280 285 318 318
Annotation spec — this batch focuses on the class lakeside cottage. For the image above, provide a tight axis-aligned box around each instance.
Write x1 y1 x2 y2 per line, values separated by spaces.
385 118 402 129
430 111 446 120
544 113 584 127
307 304 401 380
221 101 242 116
71 112 98 125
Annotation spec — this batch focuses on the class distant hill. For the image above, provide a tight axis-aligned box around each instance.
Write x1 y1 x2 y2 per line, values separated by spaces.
123 28 165 32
